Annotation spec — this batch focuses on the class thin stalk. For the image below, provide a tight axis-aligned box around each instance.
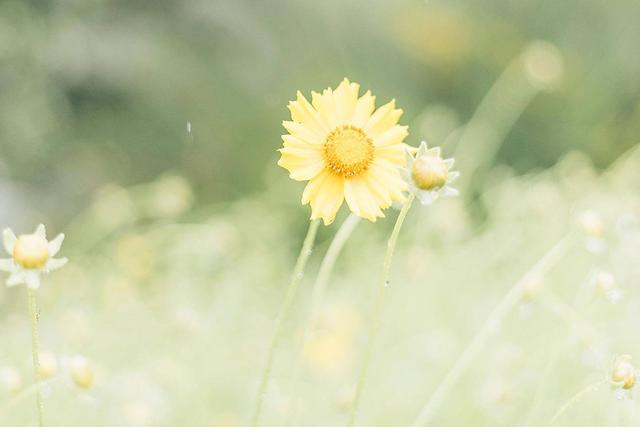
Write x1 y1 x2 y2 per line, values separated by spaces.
546 380 606 427
250 219 320 427
347 194 415 427
453 55 540 192
285 214 361 426
27 288 44 427
410 237 571 427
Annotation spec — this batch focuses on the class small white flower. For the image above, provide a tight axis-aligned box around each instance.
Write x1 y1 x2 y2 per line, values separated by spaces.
403 141 459 205
611 355 637 391
0 224 68 289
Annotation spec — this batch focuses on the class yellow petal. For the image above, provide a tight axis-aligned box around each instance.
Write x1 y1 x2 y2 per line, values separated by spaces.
283 121 324 145
333 78 360 124
344 177 385 222
278 146 324 181
351 90 375 128
302 171 345 225
373 125 408 148
375 143 407 165
364 100 403 138
288 91 329 134
362 170 394 208
312 89 339 130
368 161 408 202
281 134 317 149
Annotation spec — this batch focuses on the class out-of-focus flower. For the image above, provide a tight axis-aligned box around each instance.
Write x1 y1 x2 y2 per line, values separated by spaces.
521 275 545 303
0 366 22 395
611 355 636 391
393 6 471 69
592 270 623 303
115 235 155 281
146 175 194 219
124 401 152 427
578 210 605 239
335 386 356 412
304 333 354 374
314 302 362 337
278 78 409 224
480 378 514 405
403 141 459 205
38 351 58 379
523 40 564 90
0 224 67 289
305 303 362 374
91 185 137 229
577 210 606 253
69 355 95 389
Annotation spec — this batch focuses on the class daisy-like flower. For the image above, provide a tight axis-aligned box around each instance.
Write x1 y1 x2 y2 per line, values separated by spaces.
278 78 409 225
0 224 67 289
403 141 459 205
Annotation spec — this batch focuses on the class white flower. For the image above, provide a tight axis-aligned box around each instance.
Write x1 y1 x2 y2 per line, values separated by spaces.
0 224 68 289
403 141 459 205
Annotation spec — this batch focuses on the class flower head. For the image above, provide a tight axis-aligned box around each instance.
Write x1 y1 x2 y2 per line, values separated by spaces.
403 141 459 205
611 355 636 390
278 78 409 225
69 354 95 389
0 224 68 289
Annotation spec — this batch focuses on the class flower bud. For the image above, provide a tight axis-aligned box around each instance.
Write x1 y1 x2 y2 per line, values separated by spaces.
13 234 49 269
612 355 636 390
70 355 95 389
521 275 544 302
412 156 449 191
0 367 22 395
38 351 58 379
578 210 605 239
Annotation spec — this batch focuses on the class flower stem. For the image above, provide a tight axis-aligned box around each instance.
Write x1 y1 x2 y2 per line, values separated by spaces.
347 194 415 427
410 236 571 427
250 219 320 427
285 214 361 426
27 287 44 427
546 380 606 427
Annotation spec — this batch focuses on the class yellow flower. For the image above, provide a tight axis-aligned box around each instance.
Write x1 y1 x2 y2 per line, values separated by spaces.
278 78 409 225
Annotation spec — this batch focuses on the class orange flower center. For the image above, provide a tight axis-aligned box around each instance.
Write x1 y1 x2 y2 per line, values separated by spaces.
323 125 374 178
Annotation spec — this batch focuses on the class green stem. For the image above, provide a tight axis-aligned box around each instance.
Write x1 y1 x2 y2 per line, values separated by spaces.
546 380 606 427
250 219 320 427
453 54 540 192
410 237 570 427
347 194 415 427
27 287 44 427
285 214 360 426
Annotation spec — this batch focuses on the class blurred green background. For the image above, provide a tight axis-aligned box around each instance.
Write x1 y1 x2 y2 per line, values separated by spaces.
2 0 639 227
